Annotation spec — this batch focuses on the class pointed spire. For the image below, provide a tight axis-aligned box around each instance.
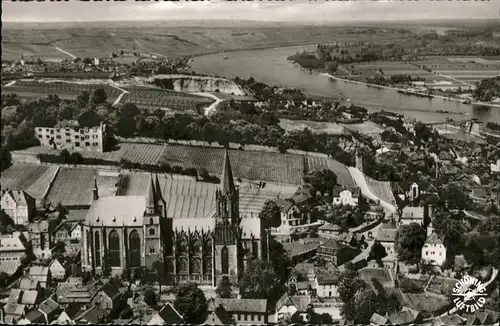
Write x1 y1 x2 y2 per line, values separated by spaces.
147 173 156 209
220 149 235 193
155 174 163 202
92 172 99 201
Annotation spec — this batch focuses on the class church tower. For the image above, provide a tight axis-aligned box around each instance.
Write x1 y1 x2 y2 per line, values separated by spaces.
213 150 240 286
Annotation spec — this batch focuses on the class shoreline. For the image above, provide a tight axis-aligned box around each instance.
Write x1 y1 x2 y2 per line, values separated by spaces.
322 73 500 109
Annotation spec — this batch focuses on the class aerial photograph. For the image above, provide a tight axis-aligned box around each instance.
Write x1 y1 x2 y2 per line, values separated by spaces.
0 0 499 325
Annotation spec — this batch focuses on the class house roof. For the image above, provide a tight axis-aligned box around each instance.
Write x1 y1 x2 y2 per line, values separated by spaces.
28 220 49 233
63 303 85 320
4 303 26 316
290 296 311 312
275 199 295 213
38 298 60 316
157 303 183 324
23 309 46 323
20 290 38 305
401 206 424 219
29 266 49 277
212 298 267 313
240 217 261 239
0 234 26 252
76 306 106 324
319 223 341 232
435 314 464 325
0 260 22 276
321 239 347 250
100 281 121 300
19 277 39 290
275 293 295 311
55 222 72 234
206 305 232 325
388 310 416 325
317 274 339 285
85 195 146 226
2 189 33 206
370 313 389 325
426 232 444 245
9 288 23 304
376 229 397 243
49 258 65 271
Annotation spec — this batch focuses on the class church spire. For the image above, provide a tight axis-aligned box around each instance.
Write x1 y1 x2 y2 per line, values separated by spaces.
147 173 156 210
220 149 235 193
92 172 99 201
155 174 163 203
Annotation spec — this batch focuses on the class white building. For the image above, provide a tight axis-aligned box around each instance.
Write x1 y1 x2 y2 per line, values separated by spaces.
35 120 107 153
0 232 27 276
314 274 339 299
491 159 500 174
399 206 424 226
318 223 342 238
69 224 82 240
1 190 35 226
421 232 446 266
332 186 360 207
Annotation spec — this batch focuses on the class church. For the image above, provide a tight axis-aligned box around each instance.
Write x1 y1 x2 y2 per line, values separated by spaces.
81 150 264 286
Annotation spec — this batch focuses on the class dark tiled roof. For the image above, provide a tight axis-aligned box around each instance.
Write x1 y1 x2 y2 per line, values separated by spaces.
76 306 106 324
64 303 85 320
158 303 183 324
317 274 339 285
38 298 59 315
275 199 294 213
100 281 121 300
24 309 46 323
321 239 347 250
388 310 416 325
370 313 389 325
213 298 267 313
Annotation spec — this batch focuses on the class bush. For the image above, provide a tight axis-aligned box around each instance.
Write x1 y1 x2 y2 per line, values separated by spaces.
119 307 133 319
144 288 157 306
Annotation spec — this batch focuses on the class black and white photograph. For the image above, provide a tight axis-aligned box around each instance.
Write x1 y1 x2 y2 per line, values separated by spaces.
0 0 499 325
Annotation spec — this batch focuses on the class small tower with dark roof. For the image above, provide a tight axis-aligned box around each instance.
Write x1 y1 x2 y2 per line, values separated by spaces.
154 174 166 217
147 173 156 215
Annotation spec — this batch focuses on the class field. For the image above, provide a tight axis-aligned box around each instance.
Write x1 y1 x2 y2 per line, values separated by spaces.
121 142 166 166
366 177 396 205
2 80 121 102
160 145 305 185
412 58 500 84
2 24 416 61
351 61 436 81
405 293 451 313
279 119 346 135
121 86 213 111
427 277 459 296
359 267 392 284
343 122 384 137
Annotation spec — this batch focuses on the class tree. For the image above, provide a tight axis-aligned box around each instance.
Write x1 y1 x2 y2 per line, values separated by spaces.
102 252 112 277
259 200 281 230
91 88 108 105
307 169 337 196
119 307 133 319
78 110 102 128
83 58 93 65
152 259 164 293
174 283 208 324
239 259 279 299
368 241 387 265
60 149 70 163
395 222 427 263
352 289 379 324
215 275 233 298
77 91 90 109
0 147 12 172
144 288 157 306
68 152 84 165
338 268 365 303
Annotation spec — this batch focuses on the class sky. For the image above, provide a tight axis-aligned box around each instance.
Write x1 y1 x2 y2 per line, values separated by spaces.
2 0 499 23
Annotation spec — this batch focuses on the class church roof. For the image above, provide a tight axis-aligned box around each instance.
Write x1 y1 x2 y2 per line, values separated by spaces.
147 175 156 209
165 194 215 219
220 149 235 193
85 196 146 226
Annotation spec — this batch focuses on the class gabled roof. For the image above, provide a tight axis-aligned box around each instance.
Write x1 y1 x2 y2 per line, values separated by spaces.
55 222 72 234
435 314 464 325
19 277 39 290
100 281 121 300
38 298 60 316
321 239 347 250
388 310 417 325
212 298 267 313
85 195 146 226
332 185 361 198
318 223 341 232
401 206 424 219
29 266 49 277
1 189 33 206
23 309 46 324
4 303 26 316
0 233 26 252
205 305 232 325
275 199 295 213
8 289 23 304
370 313 390 325
62 303 85 320
20 290 39 305
49 258 65 272
426 232 444 245
376 229 397 243
275 292 295 311
158 303 183 324
75 306 106 324
317 274 339 285
290 296 310 312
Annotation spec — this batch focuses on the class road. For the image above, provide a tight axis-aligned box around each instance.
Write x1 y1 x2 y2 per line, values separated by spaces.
109 82 130 107
55 46 77 60
192 92 223 116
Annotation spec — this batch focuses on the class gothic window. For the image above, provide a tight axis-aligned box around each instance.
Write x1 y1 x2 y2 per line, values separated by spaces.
178 258 188 273
191 258 201 274
108 230 121 267
129 230 141 268
191 237 201 255
149 247 155 255
203 257 212 275
86 230 91 265
221 246 229 275
149 227 156 236
95 231 101 267
150 218 154 226
177 234 187 255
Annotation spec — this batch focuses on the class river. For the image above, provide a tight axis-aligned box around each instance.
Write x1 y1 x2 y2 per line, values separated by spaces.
190 45 500 123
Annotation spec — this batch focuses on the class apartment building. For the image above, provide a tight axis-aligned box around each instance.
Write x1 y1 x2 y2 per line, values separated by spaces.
35 121 107 153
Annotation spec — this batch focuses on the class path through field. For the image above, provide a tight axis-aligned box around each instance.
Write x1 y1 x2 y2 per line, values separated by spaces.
55 46 77 60
433 71 474 87
109 82 130 106
193 92 223 116
4 80 17 87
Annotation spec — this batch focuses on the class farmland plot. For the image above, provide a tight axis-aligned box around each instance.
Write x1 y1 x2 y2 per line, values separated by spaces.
366 177 396 205
304 154 355 187
123 86 213 111
121 143 166 166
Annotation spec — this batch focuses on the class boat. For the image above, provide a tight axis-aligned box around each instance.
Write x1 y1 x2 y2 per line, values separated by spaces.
223 57 228 60
462 99 472 104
